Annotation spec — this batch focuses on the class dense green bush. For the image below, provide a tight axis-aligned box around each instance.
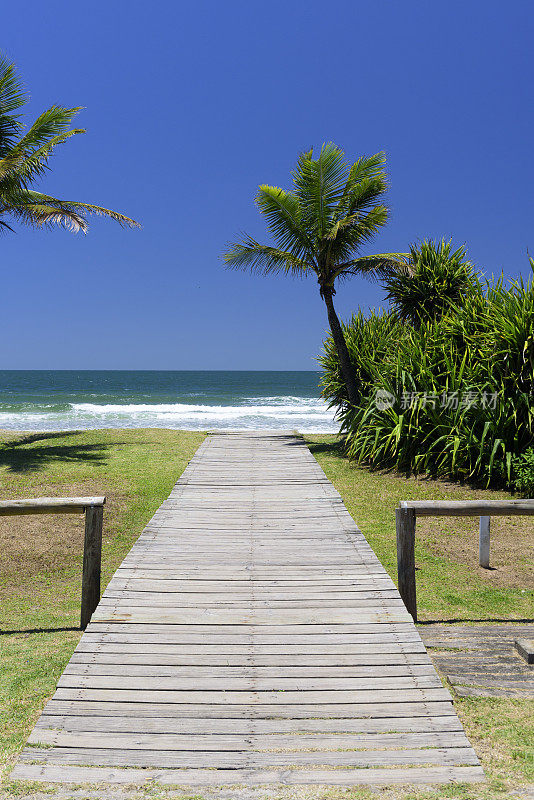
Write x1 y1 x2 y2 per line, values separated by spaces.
320 262 534 489
384 239 477 327
512 448 534 496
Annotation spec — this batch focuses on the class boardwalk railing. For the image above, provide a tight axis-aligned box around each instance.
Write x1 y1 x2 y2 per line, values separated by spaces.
0 496 106 629
396 499 534 621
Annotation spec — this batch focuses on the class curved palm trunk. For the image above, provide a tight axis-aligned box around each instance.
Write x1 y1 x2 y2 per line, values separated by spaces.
322 289 359 406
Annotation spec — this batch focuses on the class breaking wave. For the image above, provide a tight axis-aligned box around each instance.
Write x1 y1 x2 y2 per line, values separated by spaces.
0 397 338 432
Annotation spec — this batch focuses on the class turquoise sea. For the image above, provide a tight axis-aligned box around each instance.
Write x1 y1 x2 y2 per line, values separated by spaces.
0 371 338 432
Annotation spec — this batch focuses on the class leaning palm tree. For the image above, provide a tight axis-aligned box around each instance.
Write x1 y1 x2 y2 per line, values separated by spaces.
0 55 139 233
224 142 406 405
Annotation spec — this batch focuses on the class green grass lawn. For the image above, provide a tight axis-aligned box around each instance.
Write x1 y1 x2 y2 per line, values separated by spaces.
0 429 532 800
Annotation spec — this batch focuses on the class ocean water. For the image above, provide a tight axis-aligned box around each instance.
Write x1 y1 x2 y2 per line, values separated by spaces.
0 371 338 433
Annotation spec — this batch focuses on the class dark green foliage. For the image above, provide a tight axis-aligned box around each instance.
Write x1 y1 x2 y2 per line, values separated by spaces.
320 262 534 488
320 309 404 410
383 239 477 327
512 448 534 496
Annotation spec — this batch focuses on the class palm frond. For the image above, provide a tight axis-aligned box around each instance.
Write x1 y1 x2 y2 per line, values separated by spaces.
12 105 82 153
325 187 388 242
30 194 141 229
5 191 140 231
4 198 88 233
0 217 15 233
334 152 387 218
344 176 389 218
292 142 349 237
224 236 312 277
0 127 84 186
326 205 390 265
333 252 409 282
255 185 312 259
0 56 25 156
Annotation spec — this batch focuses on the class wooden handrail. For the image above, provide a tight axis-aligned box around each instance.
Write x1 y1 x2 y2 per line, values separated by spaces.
396 498 533 621
400 499 534 516
0 496 105 515
0 496 106 629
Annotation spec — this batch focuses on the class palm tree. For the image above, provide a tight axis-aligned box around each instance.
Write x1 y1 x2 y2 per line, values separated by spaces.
224 142 406 405
0 55 139 233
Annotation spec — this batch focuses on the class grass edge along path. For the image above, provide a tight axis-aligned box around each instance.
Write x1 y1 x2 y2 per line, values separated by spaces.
0 429 205 782
305 434 533 799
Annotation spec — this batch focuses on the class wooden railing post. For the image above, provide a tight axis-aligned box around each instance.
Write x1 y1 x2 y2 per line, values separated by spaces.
80 503 104 629
479 515 491 568
396 504 417 621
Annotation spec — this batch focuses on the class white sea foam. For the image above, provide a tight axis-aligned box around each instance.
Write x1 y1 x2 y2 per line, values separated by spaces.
0 399 338 433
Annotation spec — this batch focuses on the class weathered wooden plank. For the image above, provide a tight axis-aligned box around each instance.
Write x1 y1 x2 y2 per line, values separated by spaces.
69 652 431 666
20 746 480 768
34 715 462 734
39 699 458 718
57 674 444 691
52 687 453 703
447 675 534 690
432 662 533 675
97 596 406 609
29 729 472 751
90 608 413 624
450 684 533 699
420 623 534 699
9 764 486 785
84 622 420 636
101 585 400 597
106 578 397 591
75 639 427 652
63 663 436 677
115 565 390 576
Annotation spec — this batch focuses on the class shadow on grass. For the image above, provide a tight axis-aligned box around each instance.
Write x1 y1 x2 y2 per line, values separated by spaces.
418 618 534 625
0 626 81 635
0 431 109 473
304 439 346 457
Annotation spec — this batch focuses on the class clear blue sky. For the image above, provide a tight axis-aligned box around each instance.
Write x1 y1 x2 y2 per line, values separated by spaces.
2 0 533 369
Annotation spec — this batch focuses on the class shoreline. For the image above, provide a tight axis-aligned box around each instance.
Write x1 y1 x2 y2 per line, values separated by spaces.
0 426 338 435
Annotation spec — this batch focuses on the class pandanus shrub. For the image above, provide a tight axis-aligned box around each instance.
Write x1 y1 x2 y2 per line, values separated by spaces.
383 239 478 327
320 261 534 488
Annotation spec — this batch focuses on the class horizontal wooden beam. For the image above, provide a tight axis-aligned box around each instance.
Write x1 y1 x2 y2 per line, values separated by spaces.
0 497 106 516
400 500 534 517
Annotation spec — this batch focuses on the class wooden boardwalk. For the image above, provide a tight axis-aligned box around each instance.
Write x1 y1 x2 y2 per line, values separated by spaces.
13 432 483 788
420 624 534 699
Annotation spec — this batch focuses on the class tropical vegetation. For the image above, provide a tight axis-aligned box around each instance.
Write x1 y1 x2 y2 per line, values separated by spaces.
224 142 406 404
321 249 534 490
0 55 139 234
383 238 477 327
